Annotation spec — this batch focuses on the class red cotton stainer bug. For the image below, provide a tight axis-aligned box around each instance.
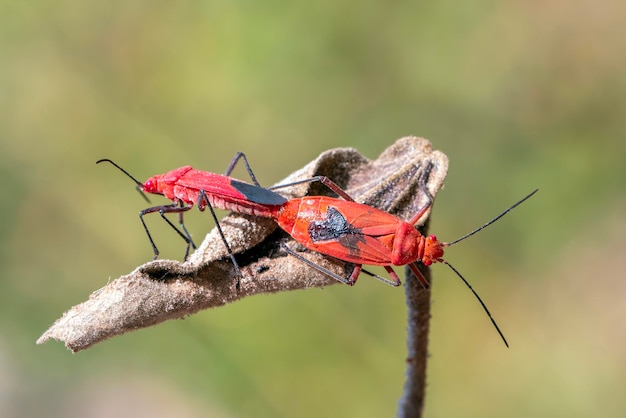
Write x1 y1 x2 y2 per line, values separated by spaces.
257 163 537 346
96 153 289 284
265 165 537 289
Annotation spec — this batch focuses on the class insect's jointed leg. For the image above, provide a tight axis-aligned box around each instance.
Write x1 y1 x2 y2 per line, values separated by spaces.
382 266 402 287
408 263 430 289
356 266 403 287
177 206 197 251
280 243 402 287
269 176 356 201
279 243 355 285
139 203 194 259
197 190 244 289
224 152 262 187
407 162 435 226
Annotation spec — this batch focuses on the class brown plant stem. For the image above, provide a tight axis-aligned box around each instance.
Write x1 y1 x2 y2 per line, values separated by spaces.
398 260 432 418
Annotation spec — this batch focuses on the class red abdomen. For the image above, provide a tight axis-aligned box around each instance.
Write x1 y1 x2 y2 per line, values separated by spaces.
273 197 421 266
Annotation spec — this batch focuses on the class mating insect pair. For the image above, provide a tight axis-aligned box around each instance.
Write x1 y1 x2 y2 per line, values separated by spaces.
98 153 537 346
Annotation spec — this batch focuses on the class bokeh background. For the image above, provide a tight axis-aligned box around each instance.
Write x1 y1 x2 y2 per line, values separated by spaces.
1 1 624 417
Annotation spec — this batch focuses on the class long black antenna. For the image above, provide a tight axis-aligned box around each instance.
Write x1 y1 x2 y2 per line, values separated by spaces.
446 189 538 246
96 159 151 203
442 260 509 347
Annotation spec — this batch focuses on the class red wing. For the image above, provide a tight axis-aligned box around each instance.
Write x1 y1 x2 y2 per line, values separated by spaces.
325 200 402 236
306 233 394 265
298 199 400 265
176 170 244 199
177 170 286 205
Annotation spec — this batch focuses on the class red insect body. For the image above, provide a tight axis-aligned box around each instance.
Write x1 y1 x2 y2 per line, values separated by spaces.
270 197 443 274
262 186 535 346
141 166 284 216
97 154 286 268
260 178 535 291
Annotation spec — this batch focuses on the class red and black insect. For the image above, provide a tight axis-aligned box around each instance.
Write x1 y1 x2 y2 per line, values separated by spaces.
97 153 287 275
258 167 537 346
272 182 536 287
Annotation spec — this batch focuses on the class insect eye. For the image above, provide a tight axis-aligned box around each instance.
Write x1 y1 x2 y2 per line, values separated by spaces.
143 178 156 192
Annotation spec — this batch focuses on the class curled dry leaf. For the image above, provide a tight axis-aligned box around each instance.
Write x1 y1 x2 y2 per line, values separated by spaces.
37 136 448 352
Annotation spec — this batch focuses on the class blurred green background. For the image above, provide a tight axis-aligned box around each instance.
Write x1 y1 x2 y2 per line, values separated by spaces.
1 1 624 417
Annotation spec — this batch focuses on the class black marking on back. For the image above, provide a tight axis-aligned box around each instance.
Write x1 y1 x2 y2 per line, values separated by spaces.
308 207 366 256
231 180 288 205
308 207 353 241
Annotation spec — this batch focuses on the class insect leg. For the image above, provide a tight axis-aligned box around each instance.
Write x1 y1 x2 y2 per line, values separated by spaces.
139 203 194 259
224 153 356 201
176 201 198 250
197 190 244 289
281 243 400 287
269 176 356 201
382 266 403 287
357 266 403 287
269 162 436 205
224 152 262 186
158 205 197 259
407 162 435 226
407 263 430 289
279 243 355 285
